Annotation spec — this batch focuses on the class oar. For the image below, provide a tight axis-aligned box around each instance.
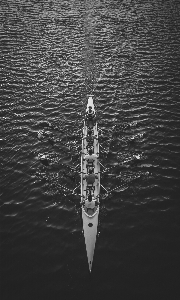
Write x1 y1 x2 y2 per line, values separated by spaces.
62 163 80 172
56 183 81 198
99 162 107 169
74 163 81 169
100 184 109 194
72 184 81 194
107 184 128 195
100 183 129 199
99 144 108 154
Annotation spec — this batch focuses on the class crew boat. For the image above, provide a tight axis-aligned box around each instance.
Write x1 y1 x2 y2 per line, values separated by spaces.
81 96 100 272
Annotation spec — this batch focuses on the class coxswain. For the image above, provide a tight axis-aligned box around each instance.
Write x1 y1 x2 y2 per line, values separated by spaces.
85 106 97 128
87 106 94 117
83 194 99 210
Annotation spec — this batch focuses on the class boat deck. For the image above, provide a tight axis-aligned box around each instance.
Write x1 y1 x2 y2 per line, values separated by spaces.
81 96 100 271
83 206 98 216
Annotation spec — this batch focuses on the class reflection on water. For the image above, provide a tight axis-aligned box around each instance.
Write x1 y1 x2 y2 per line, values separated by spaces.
1 0 180 298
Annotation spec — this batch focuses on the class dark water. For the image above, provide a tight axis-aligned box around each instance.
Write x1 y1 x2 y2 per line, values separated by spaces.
1 0 180 299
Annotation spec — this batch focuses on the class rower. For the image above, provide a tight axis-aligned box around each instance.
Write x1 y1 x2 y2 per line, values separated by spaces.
83 129 98 143
83 149 99 164
83 168 98 185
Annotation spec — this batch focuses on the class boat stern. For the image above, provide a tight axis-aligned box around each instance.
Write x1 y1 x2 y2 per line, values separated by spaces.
82 207 99 272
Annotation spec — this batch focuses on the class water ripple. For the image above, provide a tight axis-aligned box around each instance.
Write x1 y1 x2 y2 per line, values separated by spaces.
1 0 180 297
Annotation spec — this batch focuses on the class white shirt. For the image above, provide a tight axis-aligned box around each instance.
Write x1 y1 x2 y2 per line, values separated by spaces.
85 199 96 209
84 154 98 162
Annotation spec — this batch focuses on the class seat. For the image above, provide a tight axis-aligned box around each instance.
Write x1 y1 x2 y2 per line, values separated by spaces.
86 161 94 170
86 185 95 194
86 143 94 152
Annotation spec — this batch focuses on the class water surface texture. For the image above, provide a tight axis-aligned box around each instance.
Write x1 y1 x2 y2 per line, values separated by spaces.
1 0 180 299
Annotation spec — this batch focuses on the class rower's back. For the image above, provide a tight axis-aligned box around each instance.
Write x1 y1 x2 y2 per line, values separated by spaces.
86 173 96 184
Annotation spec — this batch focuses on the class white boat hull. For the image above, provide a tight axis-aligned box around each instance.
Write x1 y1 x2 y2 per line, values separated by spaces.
82 207 99 272
81 96 100 271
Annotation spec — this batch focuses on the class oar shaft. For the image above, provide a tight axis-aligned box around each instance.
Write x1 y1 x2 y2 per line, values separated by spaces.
99 145 107 153
72 184 81 194
100 184 108 193
75 163 80 169
99 162 106 169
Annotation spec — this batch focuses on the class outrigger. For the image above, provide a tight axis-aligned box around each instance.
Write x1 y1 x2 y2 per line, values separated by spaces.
81 96 100 272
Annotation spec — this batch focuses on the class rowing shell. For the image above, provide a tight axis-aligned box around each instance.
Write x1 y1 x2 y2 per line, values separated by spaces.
81 96 100 272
